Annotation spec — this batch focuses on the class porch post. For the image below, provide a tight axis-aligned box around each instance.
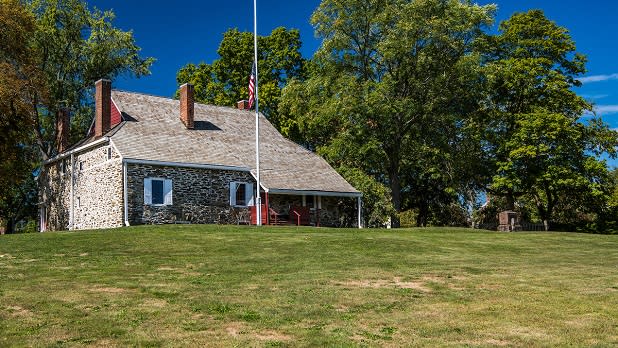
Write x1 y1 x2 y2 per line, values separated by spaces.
265 191 269 225
357 196 362 229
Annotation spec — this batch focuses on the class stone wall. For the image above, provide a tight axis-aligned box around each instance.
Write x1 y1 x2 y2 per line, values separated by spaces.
41 142 123 231
72 144 124 229
41 146 359 230
41 159 71 231
126 164 254 225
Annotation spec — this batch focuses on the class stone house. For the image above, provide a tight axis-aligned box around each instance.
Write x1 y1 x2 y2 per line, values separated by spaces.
39 80 361 231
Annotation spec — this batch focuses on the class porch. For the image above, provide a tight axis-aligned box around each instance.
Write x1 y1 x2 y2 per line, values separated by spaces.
248 191 362 228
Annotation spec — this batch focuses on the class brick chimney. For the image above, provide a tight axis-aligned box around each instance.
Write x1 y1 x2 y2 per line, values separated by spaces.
56 108 70 153
237 100 250 110
180 83 194 129
95 79 111 138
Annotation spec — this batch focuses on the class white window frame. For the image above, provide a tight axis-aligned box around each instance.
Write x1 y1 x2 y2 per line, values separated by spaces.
230 182 254 207
144 177 173 206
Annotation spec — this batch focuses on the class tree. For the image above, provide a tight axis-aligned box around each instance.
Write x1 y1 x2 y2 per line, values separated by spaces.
27 0 154 160
0 0 44 231
176 27 305 133
280 0 495 226
337 166 395 227
1 0 153 229
479 10 618 230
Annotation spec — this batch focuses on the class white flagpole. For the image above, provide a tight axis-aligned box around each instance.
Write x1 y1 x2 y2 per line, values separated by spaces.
253 0 262 226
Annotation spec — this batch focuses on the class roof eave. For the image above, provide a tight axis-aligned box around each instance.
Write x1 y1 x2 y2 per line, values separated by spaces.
122 158 251 172
43 136 110 165
266 188 362 198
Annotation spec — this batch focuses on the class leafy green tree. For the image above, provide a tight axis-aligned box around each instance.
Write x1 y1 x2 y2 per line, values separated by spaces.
27 0 154 160
0 0 43 231
1 0 153 229
176 27 305 133
280 0 495 226
337 166 395 227
479 10 617 230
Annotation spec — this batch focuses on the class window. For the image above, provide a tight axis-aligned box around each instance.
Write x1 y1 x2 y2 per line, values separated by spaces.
144 178 172 205
60 160 66 175
230 182 254 207
79 161 84 171
107 147 112 160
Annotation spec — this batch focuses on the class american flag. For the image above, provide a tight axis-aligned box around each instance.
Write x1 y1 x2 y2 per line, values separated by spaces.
248 62 256 109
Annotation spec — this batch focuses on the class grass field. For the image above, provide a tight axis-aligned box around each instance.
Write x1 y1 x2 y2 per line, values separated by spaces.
1 225 617 347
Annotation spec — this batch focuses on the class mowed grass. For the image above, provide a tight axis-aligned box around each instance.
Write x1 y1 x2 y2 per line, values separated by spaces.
1 226 617 347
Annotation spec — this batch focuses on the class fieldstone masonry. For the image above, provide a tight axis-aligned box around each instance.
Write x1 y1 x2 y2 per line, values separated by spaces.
41 142 123 231
42 143 354 230
126 164 254 225
73 144 124 229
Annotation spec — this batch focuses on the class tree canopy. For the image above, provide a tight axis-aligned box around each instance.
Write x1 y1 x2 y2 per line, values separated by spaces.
0 0 153 231
175 27 305 133
478 10 618 230
280 0 495 226
28 0 154 160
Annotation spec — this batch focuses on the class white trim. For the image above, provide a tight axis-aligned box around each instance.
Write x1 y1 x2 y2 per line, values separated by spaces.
267 188 362 198
357 196 363 229
78 158 121 174
44 137 109 164
69 153 74 230
123 158 250 172
111 98 122 115
123 161 130 226
109 138 121 161
248 171 268 192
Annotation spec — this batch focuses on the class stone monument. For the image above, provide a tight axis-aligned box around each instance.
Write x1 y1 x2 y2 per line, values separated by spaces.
497 210 522 232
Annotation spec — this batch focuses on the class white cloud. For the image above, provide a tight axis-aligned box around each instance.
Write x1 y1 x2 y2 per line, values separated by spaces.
595 105 618 115
579 73 618 84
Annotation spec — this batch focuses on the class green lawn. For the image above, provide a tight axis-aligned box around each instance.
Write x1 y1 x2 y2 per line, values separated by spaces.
1 225 617 347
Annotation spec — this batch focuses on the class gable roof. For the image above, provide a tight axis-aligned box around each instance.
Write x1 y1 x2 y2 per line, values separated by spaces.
109 91 360 196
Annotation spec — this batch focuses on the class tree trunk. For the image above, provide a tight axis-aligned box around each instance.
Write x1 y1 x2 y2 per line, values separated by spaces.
505 190 515 211
416 201 429 227
388 156 401 228
389 173 401 228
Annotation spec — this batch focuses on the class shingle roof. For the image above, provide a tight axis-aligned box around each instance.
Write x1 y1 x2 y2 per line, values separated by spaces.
110 91 360 196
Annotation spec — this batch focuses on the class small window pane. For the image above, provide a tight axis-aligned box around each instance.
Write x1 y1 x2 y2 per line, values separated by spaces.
236 184 246 206
151 180 164 205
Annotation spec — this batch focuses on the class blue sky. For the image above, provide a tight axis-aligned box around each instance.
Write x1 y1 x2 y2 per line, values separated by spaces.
88 0 618 142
